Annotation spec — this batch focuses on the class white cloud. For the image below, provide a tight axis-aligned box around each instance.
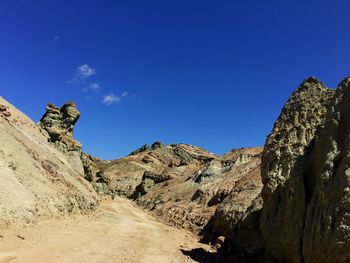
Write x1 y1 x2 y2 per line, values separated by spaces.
77 64 95 78
103 93 120 105
89 83 101 93
69 64 96 83
121 91 128 97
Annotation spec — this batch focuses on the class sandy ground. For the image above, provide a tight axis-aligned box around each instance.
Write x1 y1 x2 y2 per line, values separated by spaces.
0 198 212 263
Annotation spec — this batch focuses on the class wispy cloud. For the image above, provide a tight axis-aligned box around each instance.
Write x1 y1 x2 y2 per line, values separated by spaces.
89 83 101 93
69 64 96 83
69 65 128 105
82 83 101 93
103 93 121 105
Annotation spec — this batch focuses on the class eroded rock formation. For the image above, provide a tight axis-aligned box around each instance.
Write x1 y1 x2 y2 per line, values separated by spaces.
39 102 82 152
0 97 99 228
38 102 108 192
260 77 350 262
260 77 335 262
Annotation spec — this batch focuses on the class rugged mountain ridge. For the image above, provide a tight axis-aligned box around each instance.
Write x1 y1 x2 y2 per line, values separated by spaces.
7 75 350 262
134 146 262 234
78 140 262 236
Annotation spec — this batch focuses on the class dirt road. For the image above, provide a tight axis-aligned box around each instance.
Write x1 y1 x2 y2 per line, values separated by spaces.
0 198 212 263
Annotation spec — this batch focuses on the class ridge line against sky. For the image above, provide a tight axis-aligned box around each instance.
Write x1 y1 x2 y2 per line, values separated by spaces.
1 0 349 159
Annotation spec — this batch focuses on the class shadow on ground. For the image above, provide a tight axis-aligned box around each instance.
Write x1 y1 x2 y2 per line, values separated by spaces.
181 248 223 263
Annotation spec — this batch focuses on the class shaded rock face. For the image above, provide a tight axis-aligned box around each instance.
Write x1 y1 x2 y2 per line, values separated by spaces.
259 77 350 262
81 153 109 195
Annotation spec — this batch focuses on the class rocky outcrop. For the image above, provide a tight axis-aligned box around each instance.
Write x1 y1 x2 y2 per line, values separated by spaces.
39 102 82 152
128 141 163 156
132 171 173 197
38 102 107 192
259 76 350 262
0 97 99 228
0 104 11 117
193 160 222 183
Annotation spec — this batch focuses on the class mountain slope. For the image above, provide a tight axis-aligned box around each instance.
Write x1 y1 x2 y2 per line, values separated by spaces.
0 97 99 228
88 141 263 247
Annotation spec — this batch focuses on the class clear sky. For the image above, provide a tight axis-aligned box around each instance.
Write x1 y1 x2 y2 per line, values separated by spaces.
1 1 349 160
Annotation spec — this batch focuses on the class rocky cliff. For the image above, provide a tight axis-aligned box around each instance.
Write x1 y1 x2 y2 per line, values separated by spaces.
260 76 350 262
0 97 99 228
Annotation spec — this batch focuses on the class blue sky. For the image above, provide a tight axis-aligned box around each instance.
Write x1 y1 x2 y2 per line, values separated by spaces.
1 1 349 159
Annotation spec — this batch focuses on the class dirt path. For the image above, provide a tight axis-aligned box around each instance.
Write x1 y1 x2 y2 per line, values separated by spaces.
0 198 213 263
